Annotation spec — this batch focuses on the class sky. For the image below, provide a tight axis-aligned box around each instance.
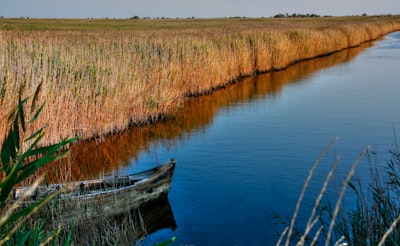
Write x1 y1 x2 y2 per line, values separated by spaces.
0 0 399 19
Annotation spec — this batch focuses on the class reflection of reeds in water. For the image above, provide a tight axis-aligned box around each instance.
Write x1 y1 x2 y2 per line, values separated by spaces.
1 17 399 149
56 197 176 245
55 43 371 181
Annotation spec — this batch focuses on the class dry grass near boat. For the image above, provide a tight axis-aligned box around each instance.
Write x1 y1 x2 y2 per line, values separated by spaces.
55 197 177 245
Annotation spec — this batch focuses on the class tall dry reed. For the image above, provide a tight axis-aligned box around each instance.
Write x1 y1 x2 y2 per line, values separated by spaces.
1 16 400 146
54 42 371 181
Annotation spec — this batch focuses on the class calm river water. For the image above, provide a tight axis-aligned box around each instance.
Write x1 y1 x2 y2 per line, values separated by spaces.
67 32 400 245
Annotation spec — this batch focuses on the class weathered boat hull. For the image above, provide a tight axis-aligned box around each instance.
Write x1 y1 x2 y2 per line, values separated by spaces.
14 159 176 225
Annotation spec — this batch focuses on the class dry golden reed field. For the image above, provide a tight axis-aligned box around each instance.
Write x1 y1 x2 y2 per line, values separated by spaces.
1 16 400 146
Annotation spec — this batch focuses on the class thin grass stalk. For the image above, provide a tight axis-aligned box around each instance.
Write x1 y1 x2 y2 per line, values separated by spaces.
333 236 347 246
276 226 289 246
324 146 369 246
310 226 323 246
298 155 341 245
39 225 62 246
377 213 400 246
0 176 48 244
285 137 339 245
360 151 375 235
0 175 44 228
393 126 399 153
297 216 320 246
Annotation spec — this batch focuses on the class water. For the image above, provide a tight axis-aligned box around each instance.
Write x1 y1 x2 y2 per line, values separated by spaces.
68 32 400 245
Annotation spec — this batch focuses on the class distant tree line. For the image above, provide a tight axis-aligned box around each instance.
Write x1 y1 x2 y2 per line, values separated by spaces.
273 13 374 18
274 13 322 18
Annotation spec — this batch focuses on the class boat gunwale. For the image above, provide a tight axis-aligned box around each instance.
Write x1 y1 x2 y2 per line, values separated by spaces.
13 159 176 202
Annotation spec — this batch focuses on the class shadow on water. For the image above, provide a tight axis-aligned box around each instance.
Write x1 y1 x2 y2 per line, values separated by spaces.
50 41 374 182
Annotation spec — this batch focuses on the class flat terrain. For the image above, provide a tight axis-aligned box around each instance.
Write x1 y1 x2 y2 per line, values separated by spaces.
1 15 397 31
1 16 400 145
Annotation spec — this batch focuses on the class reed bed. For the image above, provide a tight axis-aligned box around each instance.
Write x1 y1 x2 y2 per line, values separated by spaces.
1 16 400 145
53 43 371 182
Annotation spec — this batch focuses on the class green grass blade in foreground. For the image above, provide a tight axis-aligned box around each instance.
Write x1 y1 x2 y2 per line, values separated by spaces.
16 231 31 245
0 163 21 206
17 95 26 133
26 137 77 158
1 97 29 173
16 137 77 184
0 90 76 245
63 221 75 246
6 190 58 226
28 103 45 124
0 176 55 244
24 126 45 142
154 237 177 246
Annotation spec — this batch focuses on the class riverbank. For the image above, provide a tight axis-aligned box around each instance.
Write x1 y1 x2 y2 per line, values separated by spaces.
1 16 400 145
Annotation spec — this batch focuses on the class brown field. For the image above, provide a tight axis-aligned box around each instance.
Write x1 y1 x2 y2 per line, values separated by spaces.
1 16 400 146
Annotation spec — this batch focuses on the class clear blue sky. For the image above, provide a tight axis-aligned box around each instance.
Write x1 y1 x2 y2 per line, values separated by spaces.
1 0 399 19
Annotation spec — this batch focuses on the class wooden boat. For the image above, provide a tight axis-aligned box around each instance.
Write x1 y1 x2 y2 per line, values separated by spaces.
13 159 176 225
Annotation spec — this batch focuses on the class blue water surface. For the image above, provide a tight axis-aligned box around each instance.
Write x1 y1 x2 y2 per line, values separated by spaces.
122 32 400 245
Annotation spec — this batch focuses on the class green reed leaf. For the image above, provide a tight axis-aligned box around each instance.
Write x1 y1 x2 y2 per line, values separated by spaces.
16 137 76 184
28 102 45 124
0 163 20 207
